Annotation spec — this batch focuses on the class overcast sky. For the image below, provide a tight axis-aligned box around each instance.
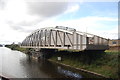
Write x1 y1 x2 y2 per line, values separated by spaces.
0 0 119 44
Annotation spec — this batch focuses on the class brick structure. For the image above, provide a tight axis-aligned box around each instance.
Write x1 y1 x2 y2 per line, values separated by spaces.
108 39 120 51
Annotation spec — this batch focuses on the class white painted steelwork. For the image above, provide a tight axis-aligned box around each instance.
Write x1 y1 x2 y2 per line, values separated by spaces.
21 26 109 50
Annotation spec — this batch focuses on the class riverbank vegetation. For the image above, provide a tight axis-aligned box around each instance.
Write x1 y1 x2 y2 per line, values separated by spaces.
5 44 27 52
5 44 35 54
50 50 119 79
5 44 119 79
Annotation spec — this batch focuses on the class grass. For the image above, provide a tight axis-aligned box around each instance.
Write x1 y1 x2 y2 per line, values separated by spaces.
5 44 119 78
5 44 27 52
50 50 119 79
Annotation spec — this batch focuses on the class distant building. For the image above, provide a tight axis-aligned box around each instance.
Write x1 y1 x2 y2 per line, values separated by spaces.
109 39 120 46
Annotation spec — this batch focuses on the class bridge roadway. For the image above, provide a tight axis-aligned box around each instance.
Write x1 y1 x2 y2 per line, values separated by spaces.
21 26 109 51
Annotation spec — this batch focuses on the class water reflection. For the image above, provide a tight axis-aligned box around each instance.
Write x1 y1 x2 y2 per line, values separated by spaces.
21 56 83 79
0 47 99 78
20 56 67 78
57 66 82 79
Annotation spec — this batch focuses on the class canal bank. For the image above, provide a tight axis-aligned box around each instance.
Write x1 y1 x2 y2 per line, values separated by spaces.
49 50 119 79
0 47 102 79
48 59 106 78
5 44 120 79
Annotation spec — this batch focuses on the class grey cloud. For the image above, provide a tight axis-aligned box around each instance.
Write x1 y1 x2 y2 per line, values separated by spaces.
11 25 34 33
17 19 42 26
6 2 70 32
27 2 69 17
11 25 24 31
0 0 6 9
5 1 71 33
7 21 34 33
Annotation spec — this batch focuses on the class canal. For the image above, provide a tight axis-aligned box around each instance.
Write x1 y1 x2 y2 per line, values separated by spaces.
0 47 99 79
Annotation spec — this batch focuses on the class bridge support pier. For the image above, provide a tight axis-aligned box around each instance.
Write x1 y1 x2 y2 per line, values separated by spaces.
27 48 57 60
38 49 57 59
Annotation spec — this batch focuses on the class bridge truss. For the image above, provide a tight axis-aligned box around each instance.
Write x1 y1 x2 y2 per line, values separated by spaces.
21 26 109 50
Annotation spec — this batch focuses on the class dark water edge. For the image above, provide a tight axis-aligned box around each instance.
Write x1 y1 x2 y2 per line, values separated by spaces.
1 47 118 80
0 47 98 79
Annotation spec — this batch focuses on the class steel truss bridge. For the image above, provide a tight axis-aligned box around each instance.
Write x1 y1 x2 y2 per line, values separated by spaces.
21 26 109 51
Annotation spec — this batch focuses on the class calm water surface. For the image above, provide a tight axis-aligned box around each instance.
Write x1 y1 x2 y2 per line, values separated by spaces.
0 47 97 79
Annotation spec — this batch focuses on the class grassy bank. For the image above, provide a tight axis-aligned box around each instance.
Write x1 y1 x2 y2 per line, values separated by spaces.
5 44 28 53
5 44 119 78
50 50 119 79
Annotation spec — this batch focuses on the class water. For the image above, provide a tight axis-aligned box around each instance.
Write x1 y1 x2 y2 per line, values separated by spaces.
0 47 98 79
